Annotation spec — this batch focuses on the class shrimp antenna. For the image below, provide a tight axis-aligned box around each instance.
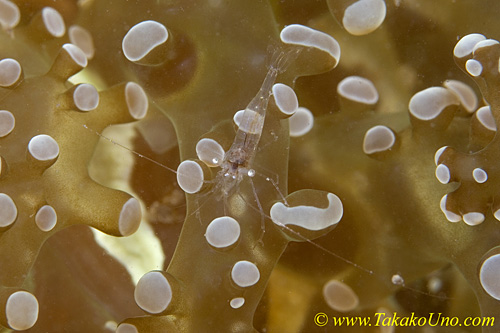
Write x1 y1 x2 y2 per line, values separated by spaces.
267 44 301 74
80 123 178 174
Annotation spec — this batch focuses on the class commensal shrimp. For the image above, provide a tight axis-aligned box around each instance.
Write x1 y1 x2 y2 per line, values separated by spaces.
205 48 301 234
216 49 298 198
175 47 301 225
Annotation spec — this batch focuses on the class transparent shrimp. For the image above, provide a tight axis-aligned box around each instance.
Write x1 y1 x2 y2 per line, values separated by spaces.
216 48 298 199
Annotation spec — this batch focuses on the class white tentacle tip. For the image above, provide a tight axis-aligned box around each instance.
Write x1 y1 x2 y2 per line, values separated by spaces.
125 82 148 120
118 198 141 236
230 297 245 309
472 168 487 183
68 25 95 59
409 87 459 121
177 160 204 194
0 193 17 227
280 24 340 65
0 58 22 87
342 0 386 36
338 76 378 105
231 261 260 288
42 7 65 38
6 291 39 330
62 44 88 68
0 0 20 30
134 271 172 314
271 193 343 231
454 34 486 58
435 164 450 184
28 134 59 161
289 107 314 137
122 20 168 62
363 125 395 155
0 110 15 137
272 83 298 116
465 59 483 77
205 216 240 248
35 205 57 232
439 195 461 223
323 280 359 312
116 323 139 333
434 146 447 166
73 84 99 111
462 212 485 226
196 138 224 167
480 253 500 300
